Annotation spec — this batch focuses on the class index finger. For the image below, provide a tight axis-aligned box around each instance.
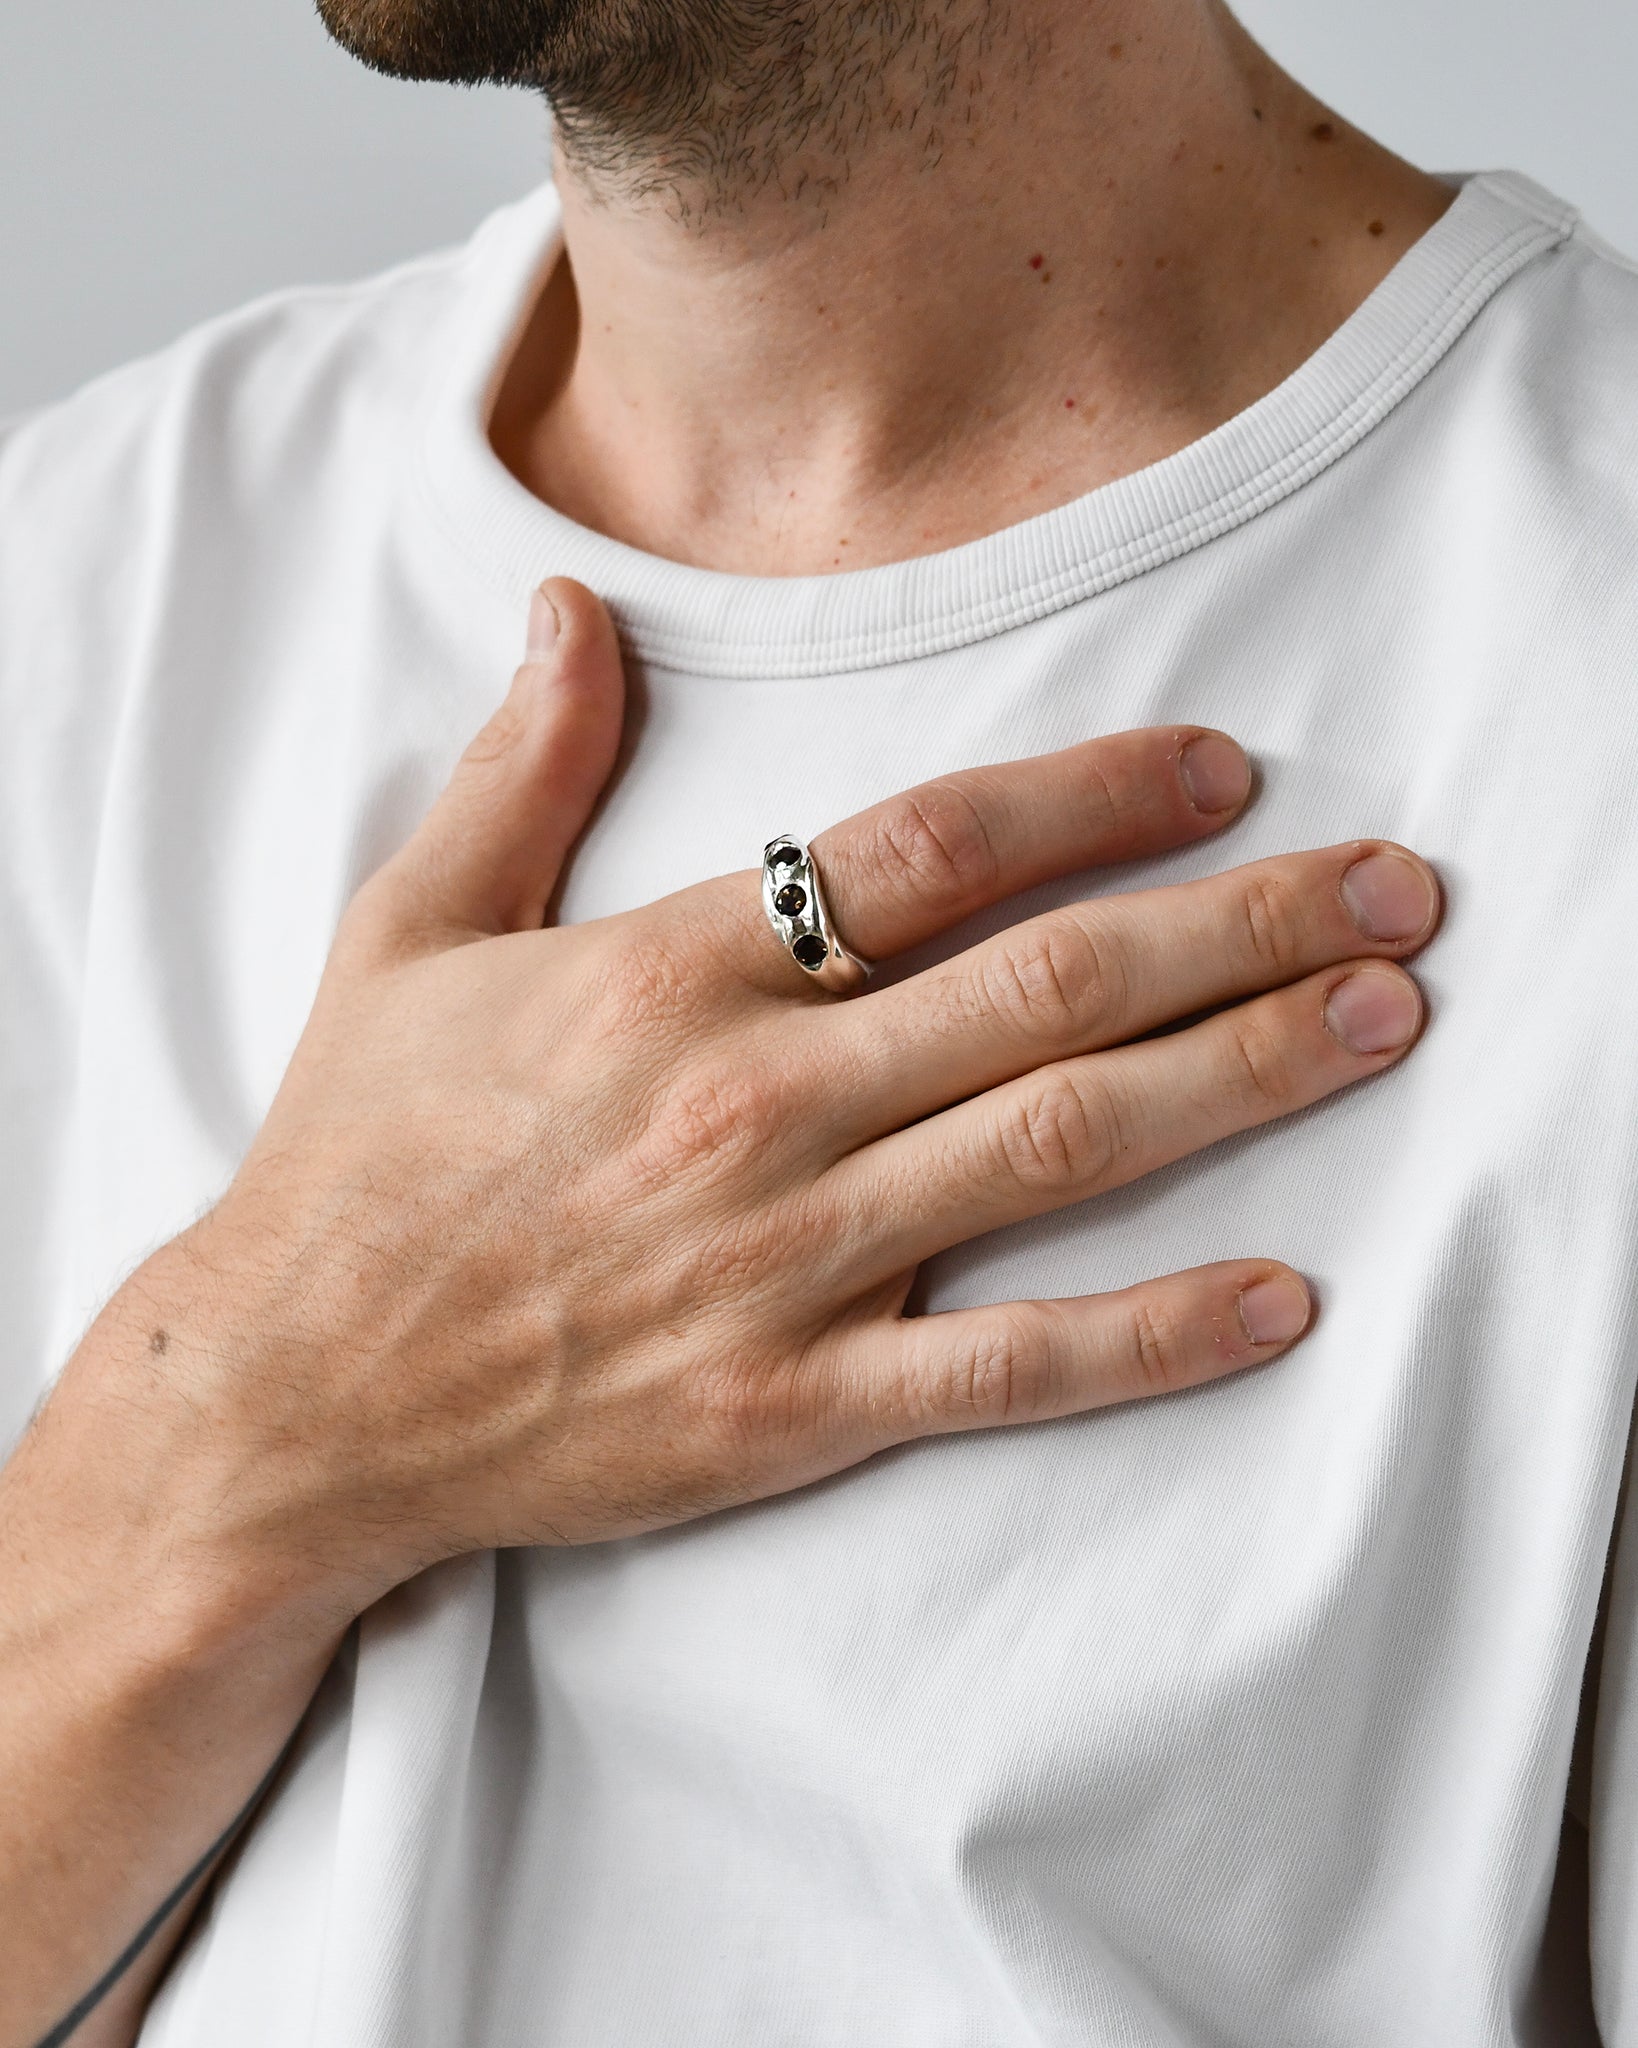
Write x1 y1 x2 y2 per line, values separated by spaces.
807 726 1253 968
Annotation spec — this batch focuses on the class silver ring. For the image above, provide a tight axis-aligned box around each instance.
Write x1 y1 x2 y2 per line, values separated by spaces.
762 835 871 994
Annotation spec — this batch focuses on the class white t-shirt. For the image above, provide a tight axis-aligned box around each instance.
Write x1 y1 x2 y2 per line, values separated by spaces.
5 168 1638 2047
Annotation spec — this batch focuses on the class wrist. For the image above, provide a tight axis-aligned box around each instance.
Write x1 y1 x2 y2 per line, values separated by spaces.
0 1258 350 2048
6 1229 388 1668
1 1409 342 1708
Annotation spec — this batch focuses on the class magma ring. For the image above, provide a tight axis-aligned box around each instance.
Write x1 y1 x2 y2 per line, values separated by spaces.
761 835 872 994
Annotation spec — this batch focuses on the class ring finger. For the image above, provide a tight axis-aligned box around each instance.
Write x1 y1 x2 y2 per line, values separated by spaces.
681 725 1254 999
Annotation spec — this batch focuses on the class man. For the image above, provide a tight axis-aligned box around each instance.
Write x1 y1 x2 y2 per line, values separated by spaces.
1 0 1635 2039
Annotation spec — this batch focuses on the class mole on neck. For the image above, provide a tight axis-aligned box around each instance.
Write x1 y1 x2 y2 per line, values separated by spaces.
487 0 1455 576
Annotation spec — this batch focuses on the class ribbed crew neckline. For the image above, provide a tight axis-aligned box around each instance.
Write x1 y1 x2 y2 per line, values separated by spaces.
417 170 1576 681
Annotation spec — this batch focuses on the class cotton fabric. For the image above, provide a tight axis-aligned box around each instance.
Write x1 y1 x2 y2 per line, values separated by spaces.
5 169 1638 2045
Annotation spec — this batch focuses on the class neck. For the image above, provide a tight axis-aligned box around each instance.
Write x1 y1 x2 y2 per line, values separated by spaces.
490 0 1452 576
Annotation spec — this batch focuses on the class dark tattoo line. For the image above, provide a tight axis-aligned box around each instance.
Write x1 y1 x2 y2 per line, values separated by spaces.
34 1737 296 2048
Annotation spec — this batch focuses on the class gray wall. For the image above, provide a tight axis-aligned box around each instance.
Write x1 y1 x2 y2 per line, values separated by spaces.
0 2 548 418
2 0 1635 419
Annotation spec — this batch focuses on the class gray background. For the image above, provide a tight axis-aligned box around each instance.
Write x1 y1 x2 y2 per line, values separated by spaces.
2 0 1634 419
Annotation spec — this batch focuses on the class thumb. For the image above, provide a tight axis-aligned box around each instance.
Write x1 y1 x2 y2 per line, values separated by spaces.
383 578 626 940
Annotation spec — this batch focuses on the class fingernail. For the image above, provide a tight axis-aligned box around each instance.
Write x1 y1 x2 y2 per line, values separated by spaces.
1339 850 1435 941
526 587 560 662
1323 967 1421 1055
1179 733 1252 815
1238 1275 1311 1346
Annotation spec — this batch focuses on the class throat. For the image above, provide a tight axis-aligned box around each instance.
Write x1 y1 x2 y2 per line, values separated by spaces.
488 0 1455 578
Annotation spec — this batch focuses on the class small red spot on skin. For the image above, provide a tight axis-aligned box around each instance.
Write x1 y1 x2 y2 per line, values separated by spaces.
1065 398 1075 409
1311 120 1336 142
1368 218 1385 236
1028 253 1044 269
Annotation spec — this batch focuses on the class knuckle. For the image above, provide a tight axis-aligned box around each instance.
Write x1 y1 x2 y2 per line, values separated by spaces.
948 1313 1033 1425
1237 869 1307 979
686 1347 769 1449
997 1069 1126 1193
983 919 1112 1039
594 919 701 1030
1127 1297 1194 1395
937 1303 1076 1427
640 1065 784 1182
1223 1013 1296 1112
1079 756 1121 841
659 1216 792 1348
459 690 532 774
667 880 764 987
717 1350 821 1450
872 781 1002 907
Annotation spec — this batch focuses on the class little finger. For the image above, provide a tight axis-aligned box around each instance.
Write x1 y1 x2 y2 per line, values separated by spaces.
827 1260 1311 1447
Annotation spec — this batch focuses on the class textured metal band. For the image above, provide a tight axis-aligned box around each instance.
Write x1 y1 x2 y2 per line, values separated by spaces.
761 835 872 994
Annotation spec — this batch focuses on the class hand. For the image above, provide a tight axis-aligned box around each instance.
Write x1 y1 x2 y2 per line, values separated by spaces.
67 578 1438 1623
0 578 1439 2045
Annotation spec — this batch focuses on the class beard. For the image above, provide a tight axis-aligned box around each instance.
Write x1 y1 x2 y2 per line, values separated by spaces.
315 0 1006 216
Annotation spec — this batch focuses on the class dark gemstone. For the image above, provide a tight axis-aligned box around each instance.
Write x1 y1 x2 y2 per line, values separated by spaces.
792 933 829 971
773 883 807 918
769 844 802 868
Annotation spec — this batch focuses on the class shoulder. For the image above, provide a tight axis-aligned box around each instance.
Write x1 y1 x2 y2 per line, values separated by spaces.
1507 217 1638 613
0 182 551 978
0 176 551 782
1535 209 1638 368
1393 182 1638 651
1456 185 1638 490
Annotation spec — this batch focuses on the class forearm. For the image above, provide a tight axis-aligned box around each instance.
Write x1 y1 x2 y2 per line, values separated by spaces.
0 1251 349 2048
